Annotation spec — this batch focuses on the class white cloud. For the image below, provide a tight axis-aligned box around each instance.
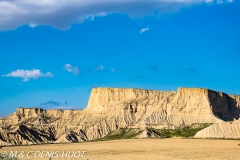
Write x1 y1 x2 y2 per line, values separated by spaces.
29 23 37 28
111 68 119 72
140 28 149 34
2 69 53 82
93 65 104 72
205 0 214 3
63 64 80 75
216 0 224 4
0 0 233 31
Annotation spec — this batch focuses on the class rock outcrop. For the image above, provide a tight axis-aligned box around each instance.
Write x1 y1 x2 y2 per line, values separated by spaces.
0 87 240 145
194 122 240 139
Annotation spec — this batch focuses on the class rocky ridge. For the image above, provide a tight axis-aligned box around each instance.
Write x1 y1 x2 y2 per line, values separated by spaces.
0 87 240 145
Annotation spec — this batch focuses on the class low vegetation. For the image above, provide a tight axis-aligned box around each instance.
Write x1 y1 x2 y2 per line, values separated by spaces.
92 128 143 141
91 124 211 141
148 123 212 138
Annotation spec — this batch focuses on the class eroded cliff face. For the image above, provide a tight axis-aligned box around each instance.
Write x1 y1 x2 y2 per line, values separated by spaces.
0 87 240 145
194 93 240 139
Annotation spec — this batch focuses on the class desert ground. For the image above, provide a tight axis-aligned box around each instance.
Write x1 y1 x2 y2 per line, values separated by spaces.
1 138 240 160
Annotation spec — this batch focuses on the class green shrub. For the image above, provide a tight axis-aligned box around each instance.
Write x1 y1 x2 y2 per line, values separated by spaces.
93 128 143 141
148 123 211 138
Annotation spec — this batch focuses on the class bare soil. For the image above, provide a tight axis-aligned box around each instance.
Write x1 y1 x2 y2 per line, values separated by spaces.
1 138 240 160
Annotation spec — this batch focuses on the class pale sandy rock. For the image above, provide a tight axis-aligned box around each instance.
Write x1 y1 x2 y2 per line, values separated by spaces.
195 122 240 139
0 87 240 145
135 129 160 138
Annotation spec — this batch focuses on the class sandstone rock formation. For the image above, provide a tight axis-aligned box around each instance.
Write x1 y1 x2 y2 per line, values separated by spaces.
0 87 240 145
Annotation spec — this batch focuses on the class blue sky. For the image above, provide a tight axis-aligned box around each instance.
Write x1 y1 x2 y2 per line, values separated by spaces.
0 0 240 117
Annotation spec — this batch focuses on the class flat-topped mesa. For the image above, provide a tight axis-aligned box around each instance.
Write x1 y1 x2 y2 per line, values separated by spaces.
86 87 209 110
161 87 238 117
1 87 240 145
176 87 209 97
5 107 81 124
86 87 240 124
14 107 73 117
88 88 157 103
86 87 175 112
16 107 44 116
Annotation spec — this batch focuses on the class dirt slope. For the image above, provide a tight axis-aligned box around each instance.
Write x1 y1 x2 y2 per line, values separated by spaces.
0 87 239 145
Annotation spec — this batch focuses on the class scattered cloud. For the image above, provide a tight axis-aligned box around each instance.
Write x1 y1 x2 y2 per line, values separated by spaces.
205 0 212 3
111 68 119 73
140 28 149 34
29 23 37 28
40 100 68 106
40 100 61 106
93 65 104 72
149 65 160 72
216 0 228 4
111 68 115 72
0 0 233 31
2 69 53 82
204 0 232 3
63 64 80 75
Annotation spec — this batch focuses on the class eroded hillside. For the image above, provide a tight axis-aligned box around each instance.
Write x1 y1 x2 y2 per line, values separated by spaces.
0 87 240 145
